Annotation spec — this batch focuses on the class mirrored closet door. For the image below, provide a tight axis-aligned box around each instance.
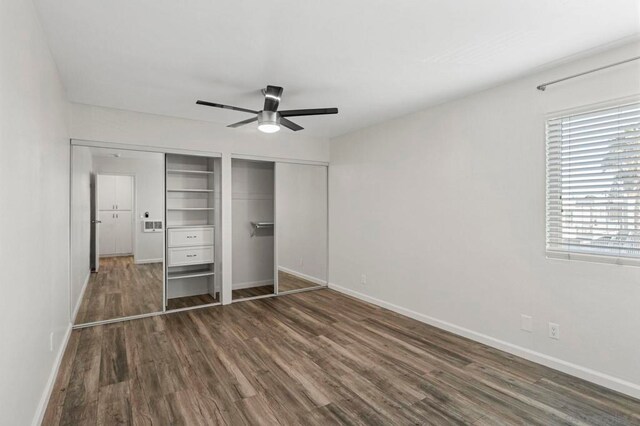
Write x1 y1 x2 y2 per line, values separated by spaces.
71 146 165 325
275 162 328 293
232 159 275 300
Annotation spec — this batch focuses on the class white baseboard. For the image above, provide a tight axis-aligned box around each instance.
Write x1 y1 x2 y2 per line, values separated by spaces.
233 279 274 290
71 271 91 323
99 253 133 258
32 323 73 426
278 266 326 286
328 282 640 400
134 258 163 265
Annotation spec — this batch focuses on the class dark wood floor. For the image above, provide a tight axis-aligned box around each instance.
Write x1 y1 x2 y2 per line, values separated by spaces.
75 257 163 324
47 289 640 425
167 293 219 310
278 270 322 293
232 271 323 301
232 285 274 299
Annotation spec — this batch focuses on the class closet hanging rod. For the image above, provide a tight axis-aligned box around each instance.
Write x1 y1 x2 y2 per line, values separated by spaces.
250 221 274 236
536 56 640 91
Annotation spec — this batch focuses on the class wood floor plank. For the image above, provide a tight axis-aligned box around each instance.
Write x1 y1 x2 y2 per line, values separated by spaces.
99 324 129 387
96 381 132 426
76 257 163 324
45 289 640 426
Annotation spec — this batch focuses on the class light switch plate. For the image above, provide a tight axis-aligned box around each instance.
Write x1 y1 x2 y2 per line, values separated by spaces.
549 322 560 340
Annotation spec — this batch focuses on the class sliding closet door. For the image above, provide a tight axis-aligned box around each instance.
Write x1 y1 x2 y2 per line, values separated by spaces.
232 159 275 300
275 162 328 293
71 146 165 325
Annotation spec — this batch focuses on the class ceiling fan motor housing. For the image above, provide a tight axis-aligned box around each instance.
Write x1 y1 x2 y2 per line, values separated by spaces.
258 110 280 126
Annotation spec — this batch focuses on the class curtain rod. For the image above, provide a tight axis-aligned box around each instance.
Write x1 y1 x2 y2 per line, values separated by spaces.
536 56 640 91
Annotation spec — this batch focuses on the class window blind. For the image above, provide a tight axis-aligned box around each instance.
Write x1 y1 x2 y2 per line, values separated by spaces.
546 101 640 263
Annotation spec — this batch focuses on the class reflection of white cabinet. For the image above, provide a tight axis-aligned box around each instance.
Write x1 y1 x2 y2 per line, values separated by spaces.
98 211 133 256
97 173 133 257
98 175 132 211
115 211 132 254
116 176 133 210
98 211 116 255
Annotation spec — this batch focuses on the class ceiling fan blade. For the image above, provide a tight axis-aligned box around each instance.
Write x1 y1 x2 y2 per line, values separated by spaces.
263 86 284 112
279 108 338 117
280 117 304 131
196 100 258 115
227 116 258 128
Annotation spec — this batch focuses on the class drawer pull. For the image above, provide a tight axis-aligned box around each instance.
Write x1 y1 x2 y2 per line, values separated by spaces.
187 235 197 239
186 254 197 258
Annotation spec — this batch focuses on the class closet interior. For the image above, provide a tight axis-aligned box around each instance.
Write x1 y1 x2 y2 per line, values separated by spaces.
232 159 275 300
165 154 222 310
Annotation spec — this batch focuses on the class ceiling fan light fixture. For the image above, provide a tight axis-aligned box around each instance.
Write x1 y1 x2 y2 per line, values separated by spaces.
258 123 280 133
257 111 280 133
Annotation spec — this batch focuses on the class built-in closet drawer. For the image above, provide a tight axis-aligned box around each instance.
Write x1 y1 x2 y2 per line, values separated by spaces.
168 246 214 267
168 227 214 247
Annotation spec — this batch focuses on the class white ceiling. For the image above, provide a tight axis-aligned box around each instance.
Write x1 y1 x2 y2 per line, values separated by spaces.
35 0 639 138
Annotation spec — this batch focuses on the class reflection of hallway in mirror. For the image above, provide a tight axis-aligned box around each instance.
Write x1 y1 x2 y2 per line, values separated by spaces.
75 256 162 324
278 270 322 293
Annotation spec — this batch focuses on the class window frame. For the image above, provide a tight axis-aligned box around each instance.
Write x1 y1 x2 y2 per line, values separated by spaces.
545 95 640 267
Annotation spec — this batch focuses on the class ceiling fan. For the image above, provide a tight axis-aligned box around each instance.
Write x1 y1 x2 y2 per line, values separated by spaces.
196 85 338 133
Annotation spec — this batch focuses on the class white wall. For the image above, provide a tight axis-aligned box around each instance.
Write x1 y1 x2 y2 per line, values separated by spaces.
70 146 92 319
276 163 328 282
232 160 275 288
0 0 71 424
329 41 640 397
91 153 165 263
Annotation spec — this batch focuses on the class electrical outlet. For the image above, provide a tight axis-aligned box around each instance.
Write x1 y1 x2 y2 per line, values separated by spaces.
520 315 532 332
49 332 54 352
549 322 560 340
361 274 367 285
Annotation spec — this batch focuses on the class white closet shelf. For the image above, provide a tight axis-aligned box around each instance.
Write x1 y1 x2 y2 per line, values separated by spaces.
167 189 214 193
167 225 214 229
167 169 214 175
167 269 215 280
167 207 215 211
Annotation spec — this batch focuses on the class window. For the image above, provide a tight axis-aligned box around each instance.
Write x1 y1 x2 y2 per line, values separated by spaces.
546 100 640 265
